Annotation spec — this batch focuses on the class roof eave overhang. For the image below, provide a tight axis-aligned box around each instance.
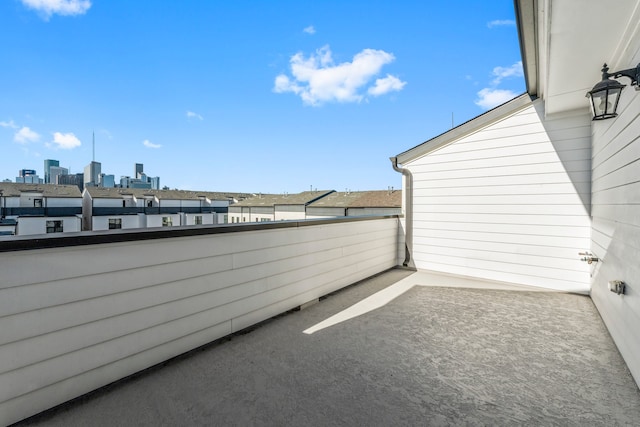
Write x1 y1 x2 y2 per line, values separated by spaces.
514 0 539 97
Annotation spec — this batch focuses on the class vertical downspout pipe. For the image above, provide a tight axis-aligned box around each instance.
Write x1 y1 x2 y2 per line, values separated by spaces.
390 157 413 268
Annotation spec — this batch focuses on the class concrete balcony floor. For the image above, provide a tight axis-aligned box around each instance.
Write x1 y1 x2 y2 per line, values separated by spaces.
17 269 640 426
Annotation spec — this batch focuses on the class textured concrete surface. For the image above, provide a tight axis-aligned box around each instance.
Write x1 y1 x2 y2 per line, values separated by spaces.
16 268 640 426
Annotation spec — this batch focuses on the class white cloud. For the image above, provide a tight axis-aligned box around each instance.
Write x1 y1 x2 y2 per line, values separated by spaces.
143 139 162 149
186 111 203 120
303 25 316 34
14 126 40 144
21 0 91 18
491 61 523 85
274 45 405 106
368 74 407 96
487 19 516 28
475 88 518 109
0 120 18 129
49 132 81 149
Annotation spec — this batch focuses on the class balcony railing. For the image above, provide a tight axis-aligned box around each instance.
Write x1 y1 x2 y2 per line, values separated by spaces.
0 215 403 425
2 207 82 217
92 206 226 216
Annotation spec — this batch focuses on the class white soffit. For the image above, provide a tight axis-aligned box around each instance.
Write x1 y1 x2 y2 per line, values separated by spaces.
544 0 640 115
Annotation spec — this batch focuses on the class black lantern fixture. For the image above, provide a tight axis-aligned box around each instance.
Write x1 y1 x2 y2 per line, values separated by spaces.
586 63 640 120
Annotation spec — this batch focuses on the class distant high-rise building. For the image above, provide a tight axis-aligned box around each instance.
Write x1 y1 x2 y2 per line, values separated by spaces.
149 176 160 190
16 169 42 183
49 166 68 185
44 159 60 184
135 163 144 179
57 173 84 191
100 174 115 188
84 161 101 187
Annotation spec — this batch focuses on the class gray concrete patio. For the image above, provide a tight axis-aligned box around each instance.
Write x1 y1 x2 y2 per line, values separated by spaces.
16 268 640 426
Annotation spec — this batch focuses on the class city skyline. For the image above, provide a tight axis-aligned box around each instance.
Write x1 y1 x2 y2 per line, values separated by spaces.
0 0 524 193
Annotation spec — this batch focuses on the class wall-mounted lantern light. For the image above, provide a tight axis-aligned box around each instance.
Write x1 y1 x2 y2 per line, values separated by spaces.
586 63 640 120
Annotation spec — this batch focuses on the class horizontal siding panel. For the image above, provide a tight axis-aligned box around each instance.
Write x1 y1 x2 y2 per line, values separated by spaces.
0 320 233 427
413 182 589 197
439 136 591 156
592 204 640 228
410 160 590 181
412 171 589 188
410 150 591 173
413 260 589 292
411 254 589 287
413 193 586 206
418 236 584 259
414 227 589 249
414 220 588 238
0 217 400 425
593 132 640 181
0 278 268 375
592 159 640 193
414 243 586 272
0 253 234 318
592 181 640 205
592 109 640 170
414 203 588 216
413 212 591 227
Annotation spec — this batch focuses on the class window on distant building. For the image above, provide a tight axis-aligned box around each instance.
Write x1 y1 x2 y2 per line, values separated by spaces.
224 215 228 224
108 218 122 229
147 200 153 207
46 220 63 233
194 215 202 225
243 217 246 222
162 216 172 227
34 199 43 208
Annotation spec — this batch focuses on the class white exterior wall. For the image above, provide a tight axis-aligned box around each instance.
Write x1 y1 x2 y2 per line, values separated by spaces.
589 38 640 384
46 197 82 208
147 213 182 228
16 216 82 236
184 213 215 225
228 207 274 223
405 100 592 292
306 207 346 219
274 205 306 221
93 198 127 208
0 217 400 425
347 207 401 216
92 215 142 231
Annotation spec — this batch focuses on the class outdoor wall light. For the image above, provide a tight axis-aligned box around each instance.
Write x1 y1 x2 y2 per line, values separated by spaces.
586 63 640 120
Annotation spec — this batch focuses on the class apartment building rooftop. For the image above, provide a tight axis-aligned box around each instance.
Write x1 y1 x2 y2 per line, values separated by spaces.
84 186 252 201
0 183 82 198
232 190 335 207
307 189 402 208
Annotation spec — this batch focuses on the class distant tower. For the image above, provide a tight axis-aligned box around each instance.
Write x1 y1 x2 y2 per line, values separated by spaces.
135 163 144 179
84 161 102 187
44 159 60 184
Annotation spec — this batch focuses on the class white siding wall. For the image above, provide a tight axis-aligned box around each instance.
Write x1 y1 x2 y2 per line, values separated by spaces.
0 217 400 425
92 215 141 230
185 213 215 225
147 213 182 228
17 216 82 236
274 205 306 221
590 41 640 384
46 197 82 208
347 207 402 216
306 207 346 218
405 100 592 292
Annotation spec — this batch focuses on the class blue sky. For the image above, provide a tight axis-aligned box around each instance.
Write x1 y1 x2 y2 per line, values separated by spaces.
0 0 524 193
